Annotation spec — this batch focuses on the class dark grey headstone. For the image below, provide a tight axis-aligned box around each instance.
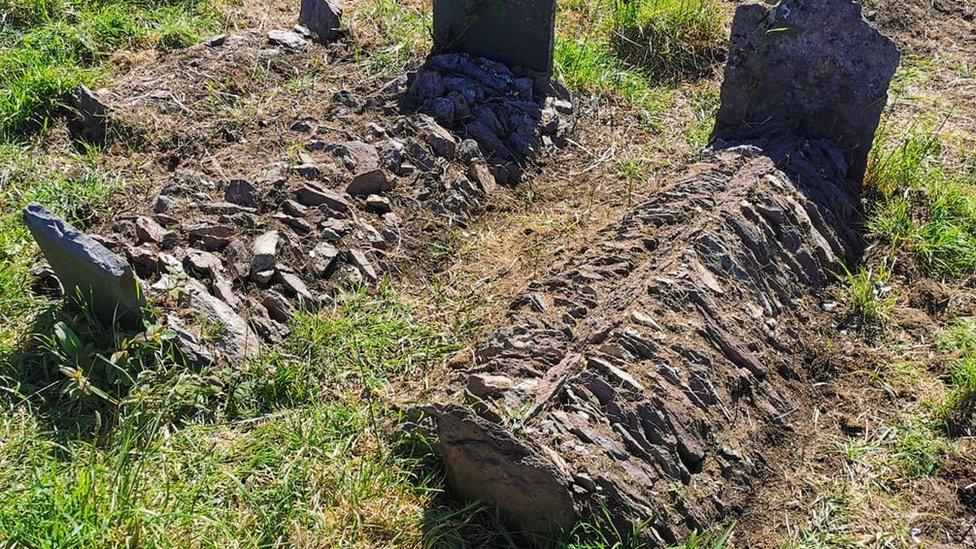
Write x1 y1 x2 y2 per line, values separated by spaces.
299 0 342 43
433 0 556 74
711 0 900 183
24 204 146 327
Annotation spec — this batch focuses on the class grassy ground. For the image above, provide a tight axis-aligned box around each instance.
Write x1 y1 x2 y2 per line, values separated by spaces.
6 0 972 546
780 53 976 545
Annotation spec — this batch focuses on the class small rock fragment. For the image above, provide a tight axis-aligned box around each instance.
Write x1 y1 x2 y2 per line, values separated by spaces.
66 85 109 144
225 179 259 208
309 242 339 278
417 114 457 158
276 270 316 308
468 162 497 194
135 216 176 248
467 374 514 398
346 169 389 196
366 194 392 213
263 291 294 323
267 29 307 48
182 280 260 363
250 230 279 281
347 249 378 283
296 184 350 212
183 249 223 278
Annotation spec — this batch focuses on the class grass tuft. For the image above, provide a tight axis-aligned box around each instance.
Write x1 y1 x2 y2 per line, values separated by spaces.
842 262 896 329
609 0 723 79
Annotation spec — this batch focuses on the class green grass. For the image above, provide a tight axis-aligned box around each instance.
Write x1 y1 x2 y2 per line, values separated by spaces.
935 318 976 434
865 119 976 277
0 0 221 140
842 262 896 328
0 286 479 546
608 0 723 79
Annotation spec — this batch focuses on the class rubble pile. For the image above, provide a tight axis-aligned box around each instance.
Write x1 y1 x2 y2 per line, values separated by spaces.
28 31 577 367
400 53 573 182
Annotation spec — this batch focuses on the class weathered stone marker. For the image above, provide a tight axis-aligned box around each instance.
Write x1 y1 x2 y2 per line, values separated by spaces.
24 204 146 327
299 0 342 43
712 0 900 183
433 0 556 74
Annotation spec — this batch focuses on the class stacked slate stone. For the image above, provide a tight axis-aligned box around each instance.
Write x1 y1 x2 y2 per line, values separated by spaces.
399 53 573 180
419 0 900 542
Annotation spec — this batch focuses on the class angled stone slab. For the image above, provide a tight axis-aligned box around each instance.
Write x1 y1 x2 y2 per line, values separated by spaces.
433 0 556 74
24 203 146 327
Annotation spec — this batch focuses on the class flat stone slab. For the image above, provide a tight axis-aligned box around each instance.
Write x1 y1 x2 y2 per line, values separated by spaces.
433 0 556 74
24 203 146 327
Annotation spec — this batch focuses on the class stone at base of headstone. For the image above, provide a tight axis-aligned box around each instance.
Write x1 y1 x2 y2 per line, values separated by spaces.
299 0 342 43
24 204 146 328
432 0 556 74
268 29 307 48
66 85 110 144
182 280 259 364
416 114 457 159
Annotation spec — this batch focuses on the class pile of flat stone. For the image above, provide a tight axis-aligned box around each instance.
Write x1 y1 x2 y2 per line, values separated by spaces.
399 53 573 175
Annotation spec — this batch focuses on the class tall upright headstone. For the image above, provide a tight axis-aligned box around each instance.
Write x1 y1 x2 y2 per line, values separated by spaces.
433 0 556 74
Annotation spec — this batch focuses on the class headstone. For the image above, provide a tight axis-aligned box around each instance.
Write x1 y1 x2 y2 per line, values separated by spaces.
24 204 146 327
711 0 900 184
299 0 342 43
433 0 556 74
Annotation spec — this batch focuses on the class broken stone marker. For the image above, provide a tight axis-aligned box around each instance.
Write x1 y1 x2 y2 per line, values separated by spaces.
65 85 109 144
433 0 557 74
299 0 342 43
24 204 146 327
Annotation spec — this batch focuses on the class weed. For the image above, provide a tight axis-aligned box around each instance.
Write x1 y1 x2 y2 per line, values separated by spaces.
842 262 896 328
891 423 948 479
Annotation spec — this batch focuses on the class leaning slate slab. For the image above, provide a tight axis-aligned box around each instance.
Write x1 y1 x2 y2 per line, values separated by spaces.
24 203 146 327
433 0 556 74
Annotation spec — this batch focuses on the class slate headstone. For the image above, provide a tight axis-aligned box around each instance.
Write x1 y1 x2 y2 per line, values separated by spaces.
24 203 146 327
711 0 900 184
433 0 556 74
